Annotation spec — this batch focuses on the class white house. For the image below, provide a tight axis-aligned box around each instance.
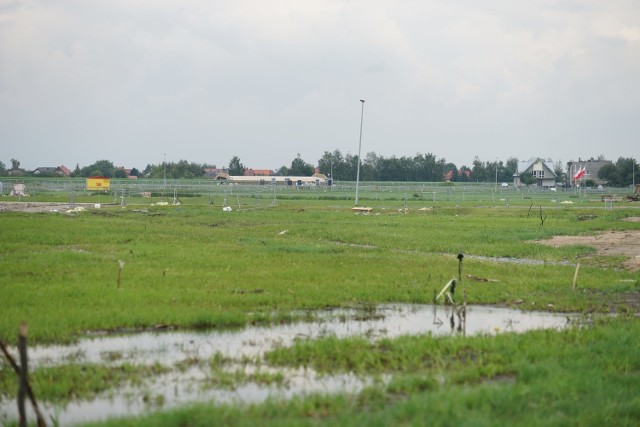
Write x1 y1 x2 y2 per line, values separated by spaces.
513 157 557 188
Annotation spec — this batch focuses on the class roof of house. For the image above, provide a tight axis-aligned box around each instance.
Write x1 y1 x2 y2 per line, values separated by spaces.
244 169 273 176
33 167 58 174
33 166 71 176
515 157 557 177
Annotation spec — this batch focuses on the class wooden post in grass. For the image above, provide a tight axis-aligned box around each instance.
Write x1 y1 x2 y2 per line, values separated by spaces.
0 337 46 426
436 279 457 304
18 324 28 427
117 260 125 288
572 262 581 291
462 289 467 337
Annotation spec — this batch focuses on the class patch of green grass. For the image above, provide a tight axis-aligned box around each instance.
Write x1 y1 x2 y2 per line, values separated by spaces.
0 362 169 403
1 195 639 425
1 203 638 343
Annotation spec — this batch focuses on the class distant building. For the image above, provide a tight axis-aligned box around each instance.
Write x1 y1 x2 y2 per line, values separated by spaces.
216 173 328 186
513 157 557 188
566 158 613 186
244 169 274 177
204 167 226 178
116 166 138 179
32 165 70 177
443 169 471 182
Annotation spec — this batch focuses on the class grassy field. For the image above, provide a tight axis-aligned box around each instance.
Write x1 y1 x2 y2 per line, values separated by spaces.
1 193 639 425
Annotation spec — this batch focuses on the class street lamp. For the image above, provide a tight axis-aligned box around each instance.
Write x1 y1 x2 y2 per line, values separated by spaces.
495 157 499 193
355 99 365 206
330 158 333 190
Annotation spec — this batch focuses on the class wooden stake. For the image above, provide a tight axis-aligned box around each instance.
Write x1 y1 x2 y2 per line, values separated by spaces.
0 338 46 426
435 279 456 301
18 324 28 427
572 262 581 291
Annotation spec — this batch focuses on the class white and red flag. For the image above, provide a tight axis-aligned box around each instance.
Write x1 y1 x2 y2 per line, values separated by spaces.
573 166 586 180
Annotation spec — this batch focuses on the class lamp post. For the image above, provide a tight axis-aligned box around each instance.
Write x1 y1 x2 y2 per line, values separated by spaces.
163 153 167 187
495 157 499 193
330 158 333 190
355 99 365 206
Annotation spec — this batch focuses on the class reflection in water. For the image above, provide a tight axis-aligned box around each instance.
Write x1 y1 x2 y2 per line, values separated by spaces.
1 304 572 426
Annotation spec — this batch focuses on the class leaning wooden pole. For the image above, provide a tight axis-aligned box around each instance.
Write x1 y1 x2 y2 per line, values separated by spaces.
18 324 28 427
572 262 581 291
0 333 47 426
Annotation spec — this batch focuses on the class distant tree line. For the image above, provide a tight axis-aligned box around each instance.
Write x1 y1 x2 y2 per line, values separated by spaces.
598 157 638 187
2 154 636 186
316 151 522 183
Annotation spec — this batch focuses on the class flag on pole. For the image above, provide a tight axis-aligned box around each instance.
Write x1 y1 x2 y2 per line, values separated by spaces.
573 166 586 180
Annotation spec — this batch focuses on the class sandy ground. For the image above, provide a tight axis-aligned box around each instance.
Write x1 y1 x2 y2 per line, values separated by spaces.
536 228 640 271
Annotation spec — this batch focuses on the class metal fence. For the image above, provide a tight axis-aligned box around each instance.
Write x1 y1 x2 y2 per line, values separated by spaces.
0 177 634 207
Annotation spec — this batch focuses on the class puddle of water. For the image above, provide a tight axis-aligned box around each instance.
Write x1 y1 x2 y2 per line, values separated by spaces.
1 304 572 426
462 254 572 266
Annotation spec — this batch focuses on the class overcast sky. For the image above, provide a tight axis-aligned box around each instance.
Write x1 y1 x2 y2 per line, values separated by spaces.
1 0 638 172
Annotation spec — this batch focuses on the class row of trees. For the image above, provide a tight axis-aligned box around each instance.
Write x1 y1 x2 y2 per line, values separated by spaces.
3 155 637 186
598 158 638 187
315 151 563 184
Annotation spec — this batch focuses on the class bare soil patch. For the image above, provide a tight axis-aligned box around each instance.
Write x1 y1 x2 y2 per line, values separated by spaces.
623 216 640 222
0 201 96 213
536 230 640 271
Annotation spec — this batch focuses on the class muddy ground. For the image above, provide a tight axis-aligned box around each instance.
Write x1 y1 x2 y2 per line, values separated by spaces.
0 201 98 213
536 227 640 272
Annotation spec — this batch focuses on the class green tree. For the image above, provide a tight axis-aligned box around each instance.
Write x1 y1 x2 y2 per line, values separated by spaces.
458 166 471 182
0 160 6 175
10 158 20 170
289 154 314 176
275 166 289 176
553 160 564 182
79 160 116 177
317 150 338 178
504 157 519 182
615 157 638 186
228 156 245 176
114 168 128 178
597 163 619 185
521 173 535 186
470 157 488 182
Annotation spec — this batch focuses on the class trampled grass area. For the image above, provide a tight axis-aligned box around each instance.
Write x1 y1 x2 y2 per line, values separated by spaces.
1 196 639 425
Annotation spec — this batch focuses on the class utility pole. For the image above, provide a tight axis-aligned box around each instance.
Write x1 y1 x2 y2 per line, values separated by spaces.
355 99 365 206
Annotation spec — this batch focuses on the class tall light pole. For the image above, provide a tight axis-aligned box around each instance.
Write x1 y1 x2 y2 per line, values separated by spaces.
495 157 499 193
355 99 365 206
163 153 167 187
330 158 333 190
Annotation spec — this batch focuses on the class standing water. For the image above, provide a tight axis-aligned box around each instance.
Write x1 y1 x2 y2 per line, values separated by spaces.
1 304 573 425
